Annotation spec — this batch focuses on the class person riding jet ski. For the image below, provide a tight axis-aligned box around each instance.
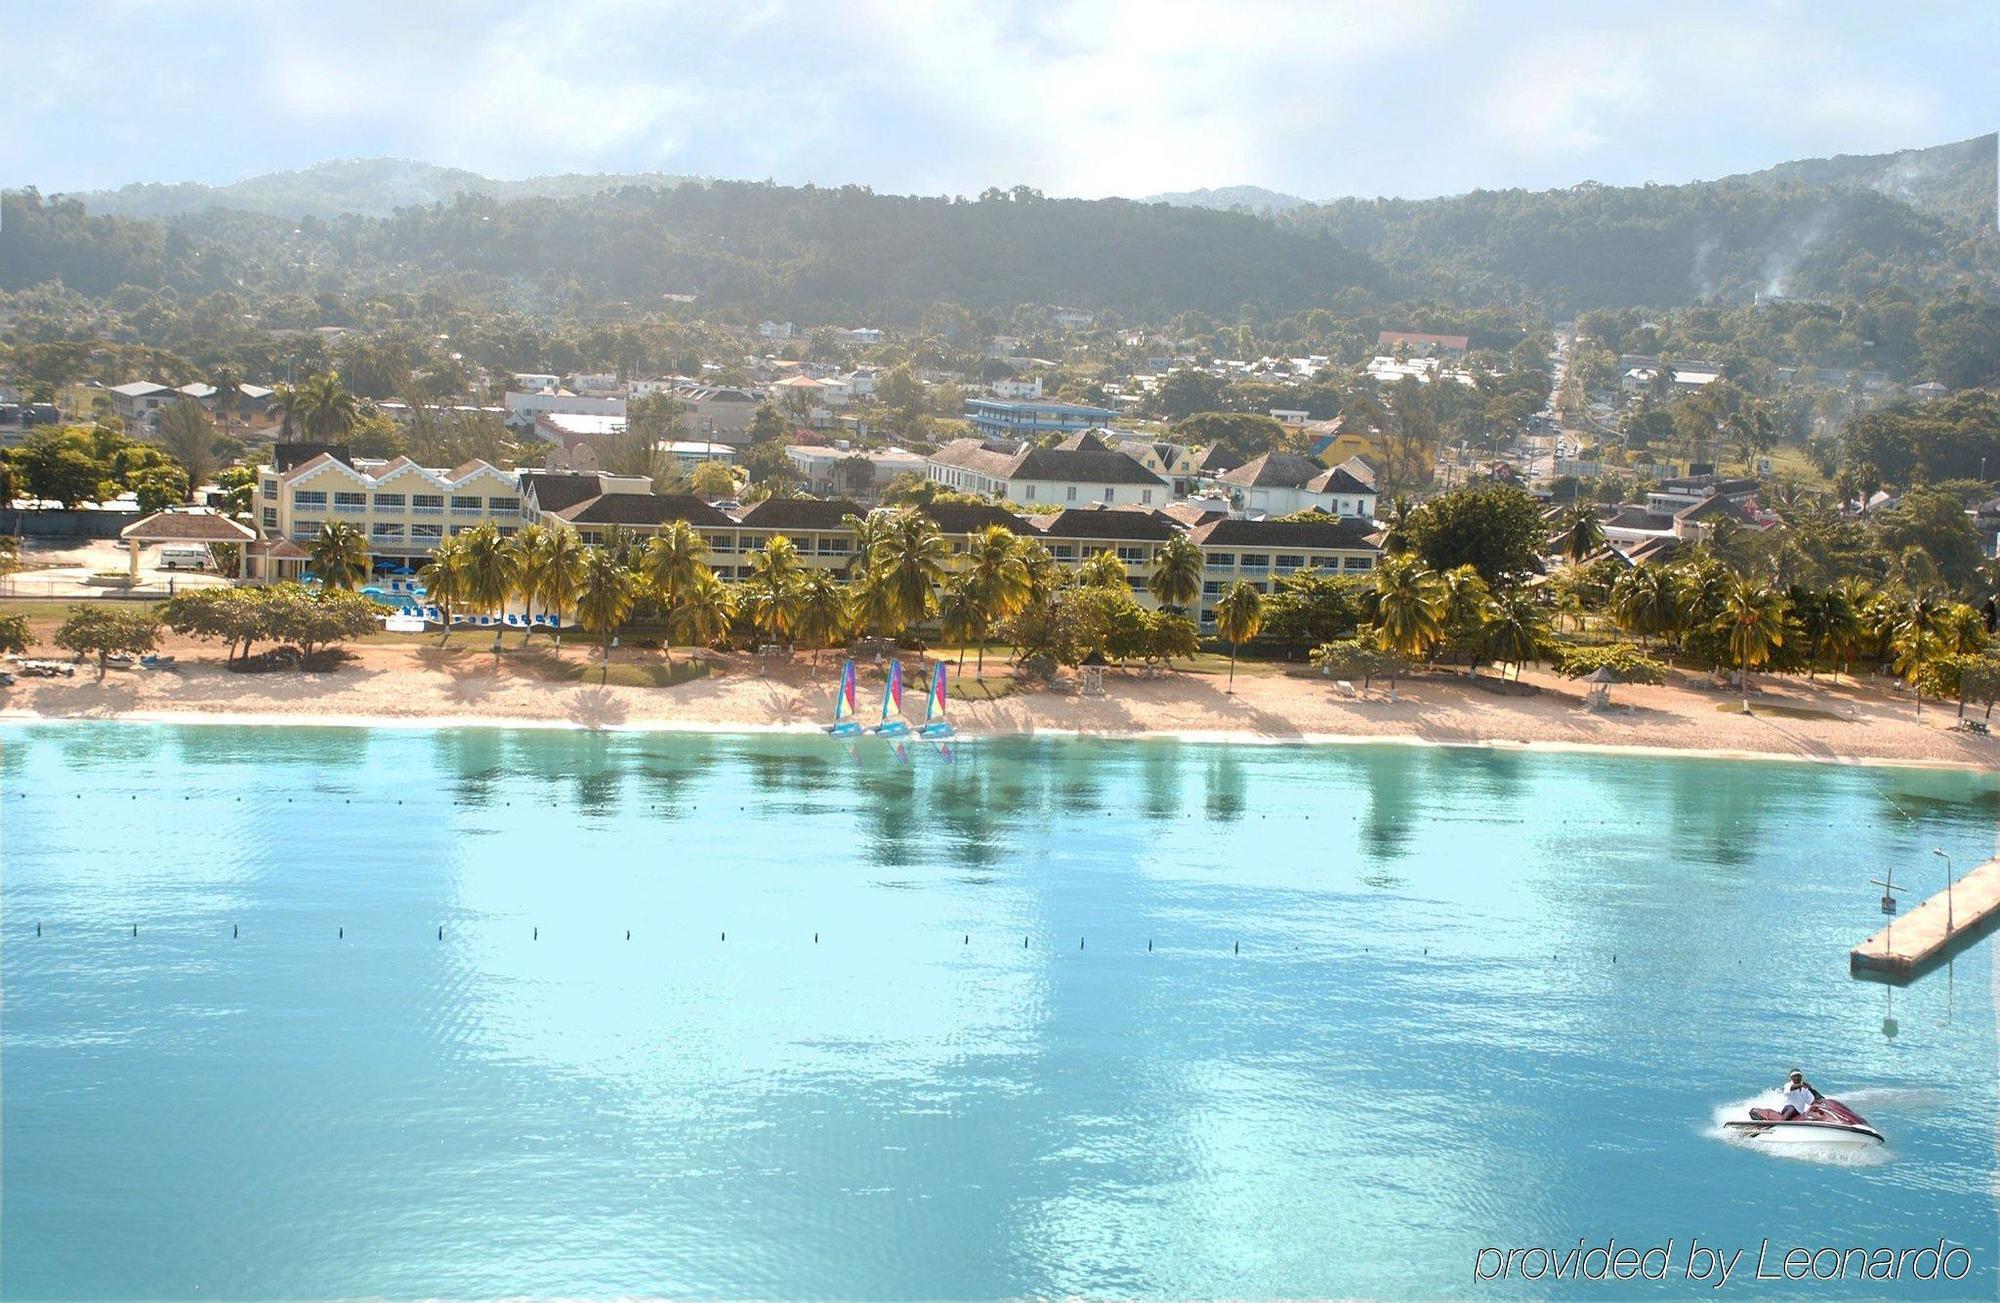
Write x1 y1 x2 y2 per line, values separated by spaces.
1778 1070 1823 1119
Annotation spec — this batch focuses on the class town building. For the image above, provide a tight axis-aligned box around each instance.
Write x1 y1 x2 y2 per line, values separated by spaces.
109 381 174 432
784 445 928 501
1213 452 1378 518
964 398 1118 440
926 432 1169 508
1187 516 1381 627
1376 330 1469 357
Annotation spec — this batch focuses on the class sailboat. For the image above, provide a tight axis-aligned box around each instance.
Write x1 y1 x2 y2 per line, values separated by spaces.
822 658 863 736
869 657 911 736
918 660 955 738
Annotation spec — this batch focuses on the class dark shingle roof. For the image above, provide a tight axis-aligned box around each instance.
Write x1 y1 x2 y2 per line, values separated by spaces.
1012 446 1167 486
556 493 735 527
520 471 604 513
1029 508 1180 541
1189 517 1380 550
918 502 1037 535
734 498 866 531
1219 451 1323 489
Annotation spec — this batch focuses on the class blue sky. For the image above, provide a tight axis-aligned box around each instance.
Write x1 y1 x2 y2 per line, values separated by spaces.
2 0 1995 200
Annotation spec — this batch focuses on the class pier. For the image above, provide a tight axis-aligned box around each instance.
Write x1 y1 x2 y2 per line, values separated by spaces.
1850 856 2000 979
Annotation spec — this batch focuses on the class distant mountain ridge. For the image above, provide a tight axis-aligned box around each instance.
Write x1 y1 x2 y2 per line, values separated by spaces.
1140 185 1311 214
73 158 705 220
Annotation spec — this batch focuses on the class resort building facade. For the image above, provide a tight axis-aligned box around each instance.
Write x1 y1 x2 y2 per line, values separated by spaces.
252 447 524 576
925 433 1171 508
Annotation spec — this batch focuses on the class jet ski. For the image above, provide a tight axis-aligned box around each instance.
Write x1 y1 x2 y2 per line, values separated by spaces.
1724 1096 1885 1148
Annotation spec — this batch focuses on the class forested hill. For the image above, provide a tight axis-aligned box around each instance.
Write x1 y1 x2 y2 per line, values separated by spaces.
4 135 1994 319
72 157 706 221
1280 134 1997 312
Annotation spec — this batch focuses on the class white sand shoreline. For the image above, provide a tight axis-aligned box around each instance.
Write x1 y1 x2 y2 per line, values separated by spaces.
3 704 1990 773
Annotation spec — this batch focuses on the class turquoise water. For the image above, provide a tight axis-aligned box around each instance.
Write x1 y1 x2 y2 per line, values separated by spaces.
3 723 1997 1301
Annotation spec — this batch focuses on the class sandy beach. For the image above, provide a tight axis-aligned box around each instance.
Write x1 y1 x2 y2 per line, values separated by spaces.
6 630 1998 770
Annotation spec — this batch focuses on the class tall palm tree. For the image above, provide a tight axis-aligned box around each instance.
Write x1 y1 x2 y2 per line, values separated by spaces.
839 509 897 579
1893 591 1947 719
1019 539 1058 607
793 569 852 668
306 520 370 590
419 536 468 641
1718 577 1787 711
1378 496 1416 557
1148 533 1204 613
1372 554 1445 669
505 523 550 644
278 372 360 443
574 546 637 684
937 574 982 669
1556 504 1607 565
533 524 588 646
1610 565 1682 656
743 534 805 644
457 522 515 652
1076 548 1129 590
1214 579 1263 691
1482 590 1549 681
1435 563 1492 672
852 564 904 638
640 520 710 662
879 509 951 630
673 567 737 656
963 525 1033 675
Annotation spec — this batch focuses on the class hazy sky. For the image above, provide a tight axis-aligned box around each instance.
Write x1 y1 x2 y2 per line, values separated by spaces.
3 0 1995 200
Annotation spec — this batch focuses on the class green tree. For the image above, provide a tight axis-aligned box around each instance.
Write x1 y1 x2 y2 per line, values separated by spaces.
1213 579 1263 690
689 460 738 498
306 520 370 590
963 525 1033 674
793 568 852 667
1148 533 1204 613
640 520 711 662
53 604 160 678
1076 548 1129 591
1555 504 1607 565
0 612 33 655
1717 578 1788 711
1372 554 1446 674
419 537 469 641
574 546 637 683
743 534 805 643
672 567 737 655
1407 482 1545 586
152 399 233 498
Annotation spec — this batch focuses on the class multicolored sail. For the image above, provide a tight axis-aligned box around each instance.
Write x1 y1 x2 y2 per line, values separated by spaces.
871 658 911 736
822 658 863 735
919 659 955 738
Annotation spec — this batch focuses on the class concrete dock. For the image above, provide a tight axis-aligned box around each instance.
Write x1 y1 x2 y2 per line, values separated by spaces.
1851 856 2000 978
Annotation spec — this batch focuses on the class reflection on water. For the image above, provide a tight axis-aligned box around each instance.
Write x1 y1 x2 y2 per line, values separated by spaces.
2 724 1997 1301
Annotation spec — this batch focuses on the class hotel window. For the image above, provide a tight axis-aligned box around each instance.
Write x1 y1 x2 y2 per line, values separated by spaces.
1202 580 1225 596
450 495 482 513
1141 489 1154 504
1102 487 1114 502
1066 486 1077 502
261 508 277 529
1343 556 1374 571
706 534 734 553
373 493 405 510
1115 545 1146 564
1206 553 1234 568
1050 545 1076 561
261 479 276 500
412 524 443 540
371 523 405 539
1240 554 1270 570
292 490 327 509
1275 554 1306 571
488 496 519 513
1025 485 1036 500
333 491 367 513
498 525 517 537
412 494 444 513
449 524 474 536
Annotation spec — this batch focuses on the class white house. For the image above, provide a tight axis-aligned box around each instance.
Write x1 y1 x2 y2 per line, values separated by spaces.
926 430 1169 508
504 389 626 424
990 376 1044 400
1214 452 1378 519
758 321 795 341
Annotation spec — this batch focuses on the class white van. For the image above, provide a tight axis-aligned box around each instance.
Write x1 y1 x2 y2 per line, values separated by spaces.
157 545 212 571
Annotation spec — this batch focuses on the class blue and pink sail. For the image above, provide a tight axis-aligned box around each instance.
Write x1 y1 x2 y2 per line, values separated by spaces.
919 660 955 738
822 658 862 736
870 658 911 736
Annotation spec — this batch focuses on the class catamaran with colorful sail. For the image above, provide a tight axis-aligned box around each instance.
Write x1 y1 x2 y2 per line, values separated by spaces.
919 660 955 738
869 657 911 736
822 658 863 736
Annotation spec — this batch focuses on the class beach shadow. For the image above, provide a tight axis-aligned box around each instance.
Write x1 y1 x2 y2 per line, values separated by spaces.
566 688 629 729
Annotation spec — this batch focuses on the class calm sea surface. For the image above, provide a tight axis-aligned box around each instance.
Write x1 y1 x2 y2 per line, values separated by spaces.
2 723 1996 1300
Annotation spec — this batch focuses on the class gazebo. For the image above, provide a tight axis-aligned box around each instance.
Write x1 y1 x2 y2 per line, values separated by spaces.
1583 664 1620 710
118 509 258 583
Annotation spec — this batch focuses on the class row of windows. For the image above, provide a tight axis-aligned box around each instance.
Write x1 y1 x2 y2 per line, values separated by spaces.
291 491 516 513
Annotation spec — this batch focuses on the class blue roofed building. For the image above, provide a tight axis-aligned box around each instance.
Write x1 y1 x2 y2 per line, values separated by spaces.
965 398 1118 439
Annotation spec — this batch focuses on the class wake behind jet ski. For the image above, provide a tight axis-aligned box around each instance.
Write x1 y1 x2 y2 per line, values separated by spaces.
1723 1071 1885 1149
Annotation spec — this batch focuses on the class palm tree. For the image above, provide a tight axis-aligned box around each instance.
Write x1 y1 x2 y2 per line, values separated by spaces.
1482 590 1549 681
505 523 549 644
1435 563 1492 673
1718 577 1787 711
458 522 515 652
839 509 897 579
1372 555 1445 672
879 509 951 630
1148 533 1204 613
1379 496 1416 557
793 569 852 668
963 525 1033 674
533 524 588 646
1610 565 1682 656
306 520 370 590
852 565 904 639
1076 548 1129 590
1213 579 1263 691
574 546 637 683
419 537 468 641
672 567 737 656
1018 539 1058 606
153 400 223 499
639 520 711 662
1556 504 1607 565
937 574 982 668
1893 591 1947 719
743 535 805 644
295 372 361 441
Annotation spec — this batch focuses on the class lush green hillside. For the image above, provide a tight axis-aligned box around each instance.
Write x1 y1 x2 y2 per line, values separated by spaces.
73 157 704 221
1140 185 1310 214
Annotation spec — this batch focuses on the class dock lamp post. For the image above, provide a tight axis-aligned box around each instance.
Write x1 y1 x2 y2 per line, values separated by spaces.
1931 848 1955 935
